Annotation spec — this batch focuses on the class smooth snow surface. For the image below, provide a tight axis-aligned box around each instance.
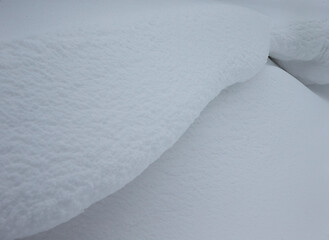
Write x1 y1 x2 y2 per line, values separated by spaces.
221 0 329 20
0 3 270 240
0 0 207 41
23 62 329 240
309 84 329 101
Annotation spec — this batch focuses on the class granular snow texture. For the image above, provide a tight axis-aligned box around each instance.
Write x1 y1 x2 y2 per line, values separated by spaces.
23 62 329 240
271 19 329 85
0 3 269 240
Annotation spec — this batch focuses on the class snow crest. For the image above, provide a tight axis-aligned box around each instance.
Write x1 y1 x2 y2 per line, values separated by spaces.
270 19 329 85
0 4 269 240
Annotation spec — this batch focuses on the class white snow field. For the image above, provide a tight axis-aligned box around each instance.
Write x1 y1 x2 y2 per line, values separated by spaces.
0 2 270 240
23 62 329 240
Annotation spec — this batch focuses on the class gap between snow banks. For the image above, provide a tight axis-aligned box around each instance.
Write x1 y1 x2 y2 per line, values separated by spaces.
0 4 269 240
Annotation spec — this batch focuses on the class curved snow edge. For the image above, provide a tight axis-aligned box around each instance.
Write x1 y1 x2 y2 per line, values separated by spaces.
270 18 329 85
0 4 270 240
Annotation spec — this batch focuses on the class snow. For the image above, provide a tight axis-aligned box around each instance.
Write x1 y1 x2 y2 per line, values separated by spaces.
1 0 329 239
23 61 329 240
309 84 329 101
0 3 270 240
270 19 329 85
0 0 197 41
220 0 329 85
220 0 329 21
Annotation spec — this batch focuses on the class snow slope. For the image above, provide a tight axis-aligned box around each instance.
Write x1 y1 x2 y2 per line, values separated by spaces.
220 0 329 85
24 62 329 240
271 19 329 85
0 3 270 240
310 84 329 101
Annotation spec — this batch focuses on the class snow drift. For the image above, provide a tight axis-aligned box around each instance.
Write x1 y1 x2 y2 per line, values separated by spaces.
0 3 270 240
271 19 329 85
310 84 329 101
221 0 329 85
23 62 329 240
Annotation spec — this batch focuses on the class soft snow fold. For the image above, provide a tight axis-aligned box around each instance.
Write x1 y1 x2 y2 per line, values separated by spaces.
23 62 329 240
271 19 329 85
310 84 329 101
0 4 269 240
220 0 329 85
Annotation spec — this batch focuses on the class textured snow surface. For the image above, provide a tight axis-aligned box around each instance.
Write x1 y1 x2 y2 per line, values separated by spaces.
0 4 270 240
271 19 329 85
23 62 329 240
220 0 329 85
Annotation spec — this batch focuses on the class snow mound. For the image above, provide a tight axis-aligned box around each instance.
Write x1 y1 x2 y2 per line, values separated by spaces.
271 19 329 85
24 62 329 240
219 0 329 85
0 4 269 240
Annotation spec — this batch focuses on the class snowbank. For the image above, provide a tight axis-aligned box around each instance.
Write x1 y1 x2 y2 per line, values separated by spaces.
270 19 329 85
0 3 269 240
24 62 329 240
220 0 329 85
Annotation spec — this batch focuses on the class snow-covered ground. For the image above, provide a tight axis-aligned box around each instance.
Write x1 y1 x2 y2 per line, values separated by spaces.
1 0 329 239
23 61 329 240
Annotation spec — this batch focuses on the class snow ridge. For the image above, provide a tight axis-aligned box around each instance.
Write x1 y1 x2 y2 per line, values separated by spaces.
0 4 270 240
270 18 329 85
24 62 329 240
